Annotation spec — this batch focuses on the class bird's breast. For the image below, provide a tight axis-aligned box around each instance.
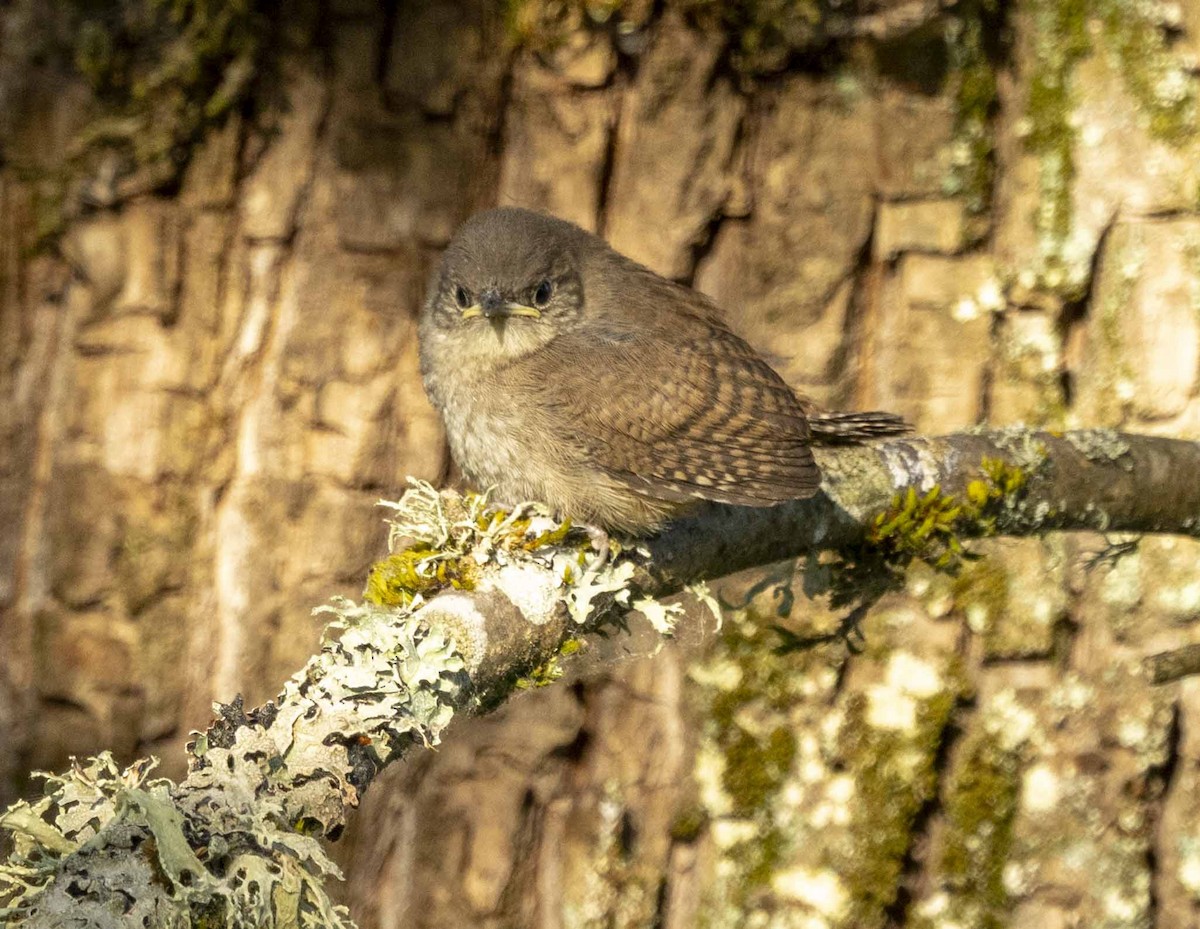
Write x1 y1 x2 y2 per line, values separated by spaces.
435 382 521 486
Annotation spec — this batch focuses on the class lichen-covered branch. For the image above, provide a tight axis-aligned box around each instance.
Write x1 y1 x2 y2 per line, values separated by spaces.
2 428 1197 928
641 426 1200 589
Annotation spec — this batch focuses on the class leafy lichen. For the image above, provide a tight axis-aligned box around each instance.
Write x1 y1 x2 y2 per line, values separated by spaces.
0 749 356 928
1065 427 1132 463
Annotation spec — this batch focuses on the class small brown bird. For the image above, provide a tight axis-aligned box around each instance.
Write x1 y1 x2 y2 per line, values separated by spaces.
419 207 906 534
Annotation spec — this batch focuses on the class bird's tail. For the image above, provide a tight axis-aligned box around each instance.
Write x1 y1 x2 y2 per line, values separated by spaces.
808 409 911 444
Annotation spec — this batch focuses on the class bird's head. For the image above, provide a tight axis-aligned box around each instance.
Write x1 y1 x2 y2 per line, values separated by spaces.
422 208 588 365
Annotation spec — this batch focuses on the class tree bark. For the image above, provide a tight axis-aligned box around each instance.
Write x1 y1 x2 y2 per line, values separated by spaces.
4 1 1200 927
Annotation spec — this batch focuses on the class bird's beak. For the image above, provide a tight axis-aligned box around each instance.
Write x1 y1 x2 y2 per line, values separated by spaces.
462 291 541 320
494 303 542 319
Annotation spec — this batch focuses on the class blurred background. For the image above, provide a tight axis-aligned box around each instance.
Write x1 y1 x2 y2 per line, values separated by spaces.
2 0 1200 926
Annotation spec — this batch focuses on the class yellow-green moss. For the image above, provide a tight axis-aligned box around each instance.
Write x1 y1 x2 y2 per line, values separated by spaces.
952 557 1010 639
913 731 1021 929
972 456 1029 522
526 518 575 550
945 0 1003 226
23 0 272 242
870 484 969 570
699 608 826 904
514 657 564 689
1025 0 1198 293
474 504 588 557
837 685 962 923
1026 0 1089 248
363 546 477 608
865 454 1031 576
515 638 586 688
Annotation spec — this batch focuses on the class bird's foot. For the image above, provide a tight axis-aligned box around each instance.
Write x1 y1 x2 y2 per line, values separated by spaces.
582 525 612 575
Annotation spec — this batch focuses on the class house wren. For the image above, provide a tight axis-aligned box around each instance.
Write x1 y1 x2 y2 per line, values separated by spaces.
419 207 907 534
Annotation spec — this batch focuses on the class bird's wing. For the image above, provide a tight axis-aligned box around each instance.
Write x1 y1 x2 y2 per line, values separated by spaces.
532 318 821 507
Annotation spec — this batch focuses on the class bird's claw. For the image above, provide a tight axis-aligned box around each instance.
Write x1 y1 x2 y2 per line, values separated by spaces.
583 525 612 575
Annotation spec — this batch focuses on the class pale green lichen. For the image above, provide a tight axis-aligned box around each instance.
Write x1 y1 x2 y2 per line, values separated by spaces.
374 479 627 630
0 479 622 923
986 427 1050 475
1065 427 1132 463
0 753 356 928
688 580 724 629
634 596 686 634
308 597 467 752
370 481 658 708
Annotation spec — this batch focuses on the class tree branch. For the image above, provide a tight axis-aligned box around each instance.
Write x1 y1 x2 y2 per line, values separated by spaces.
3 428 1197 928
643 427 1197 588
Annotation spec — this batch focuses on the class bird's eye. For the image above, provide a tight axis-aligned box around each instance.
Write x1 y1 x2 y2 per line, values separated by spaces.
533 280 553 307
454 285 471 309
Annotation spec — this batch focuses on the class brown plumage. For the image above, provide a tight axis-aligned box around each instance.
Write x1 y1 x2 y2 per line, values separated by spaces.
418 207 907 534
